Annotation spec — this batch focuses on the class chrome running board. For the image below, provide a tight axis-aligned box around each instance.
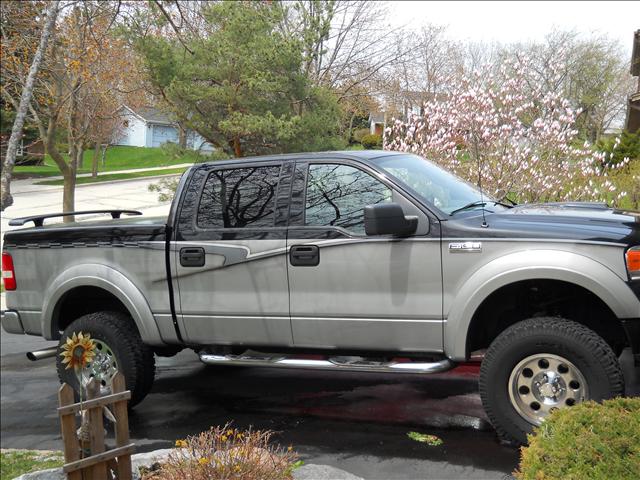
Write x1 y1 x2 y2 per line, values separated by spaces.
199 351 455 374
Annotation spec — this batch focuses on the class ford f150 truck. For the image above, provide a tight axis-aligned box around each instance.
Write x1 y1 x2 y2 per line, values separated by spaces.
2 150 639 444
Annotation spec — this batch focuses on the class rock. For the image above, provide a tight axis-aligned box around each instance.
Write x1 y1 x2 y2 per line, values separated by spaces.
293 464 364 480
13 449 363 480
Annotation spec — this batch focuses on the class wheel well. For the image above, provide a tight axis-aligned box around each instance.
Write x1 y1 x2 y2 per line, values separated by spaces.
466 279 629 358
52 286 133 338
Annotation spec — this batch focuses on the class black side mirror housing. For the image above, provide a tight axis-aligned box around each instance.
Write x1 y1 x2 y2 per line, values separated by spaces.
364 202 418 236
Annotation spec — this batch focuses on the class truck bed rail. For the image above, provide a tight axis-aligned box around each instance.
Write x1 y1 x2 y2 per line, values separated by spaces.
8 210 143 227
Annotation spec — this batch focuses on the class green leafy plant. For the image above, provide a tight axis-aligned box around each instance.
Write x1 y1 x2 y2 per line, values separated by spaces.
352 128 371 143
596 130 640 167
515 397 640 480
361 133 382 149
407 431 443 446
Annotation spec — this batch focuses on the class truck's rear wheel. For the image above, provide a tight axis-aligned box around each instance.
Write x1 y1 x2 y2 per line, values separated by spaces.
479 317 624 444
56 311 155 406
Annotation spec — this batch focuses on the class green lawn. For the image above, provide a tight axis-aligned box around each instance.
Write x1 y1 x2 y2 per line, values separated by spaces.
14 146 195 178
35 167 188 186
0 450 64 480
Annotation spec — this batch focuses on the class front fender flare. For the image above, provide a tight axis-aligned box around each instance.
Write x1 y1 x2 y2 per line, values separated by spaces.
41 263 164 346
444 249 640 361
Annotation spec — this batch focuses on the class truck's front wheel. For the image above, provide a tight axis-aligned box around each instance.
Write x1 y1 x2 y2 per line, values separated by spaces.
56 311 155 406
479 317 624 444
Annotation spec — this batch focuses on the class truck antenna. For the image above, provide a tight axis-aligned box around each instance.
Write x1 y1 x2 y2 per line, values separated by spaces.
477 154 488 228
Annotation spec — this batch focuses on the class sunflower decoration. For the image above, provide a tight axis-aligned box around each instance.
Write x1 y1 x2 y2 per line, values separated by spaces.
60 332 96 372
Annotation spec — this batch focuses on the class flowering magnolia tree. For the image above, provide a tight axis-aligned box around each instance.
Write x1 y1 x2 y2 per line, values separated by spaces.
385 59 628 204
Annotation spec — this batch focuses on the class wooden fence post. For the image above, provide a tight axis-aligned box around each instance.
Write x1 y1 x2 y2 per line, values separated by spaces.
58 384 83 480
111 373 132 480
86 379 108 480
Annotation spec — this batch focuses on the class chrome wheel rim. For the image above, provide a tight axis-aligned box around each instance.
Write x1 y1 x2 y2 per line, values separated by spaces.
508 353 588 425
81 339 118 396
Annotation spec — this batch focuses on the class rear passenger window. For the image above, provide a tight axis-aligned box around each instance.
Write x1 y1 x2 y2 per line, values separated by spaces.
197 165 281 228
305 164 391 234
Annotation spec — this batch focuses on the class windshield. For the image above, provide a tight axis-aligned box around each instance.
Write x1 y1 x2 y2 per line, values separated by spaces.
373 154 501 215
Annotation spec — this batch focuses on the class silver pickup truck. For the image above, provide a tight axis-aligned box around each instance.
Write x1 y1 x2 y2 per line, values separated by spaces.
2 150 639 444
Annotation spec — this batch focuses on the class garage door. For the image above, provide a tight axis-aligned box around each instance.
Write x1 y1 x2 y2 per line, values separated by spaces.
151 125 179 147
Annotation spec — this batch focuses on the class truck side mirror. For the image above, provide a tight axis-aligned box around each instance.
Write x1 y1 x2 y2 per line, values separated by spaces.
364 202 418 236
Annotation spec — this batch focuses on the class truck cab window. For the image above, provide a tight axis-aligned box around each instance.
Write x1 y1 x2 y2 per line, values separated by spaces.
305 164 391 234
197 165 281 228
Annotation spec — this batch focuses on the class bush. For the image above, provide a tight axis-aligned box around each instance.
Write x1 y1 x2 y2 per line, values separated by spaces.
515 397 640 480
352 128 370 143
142 424 300 480
597 130 640 167
361 133 382 149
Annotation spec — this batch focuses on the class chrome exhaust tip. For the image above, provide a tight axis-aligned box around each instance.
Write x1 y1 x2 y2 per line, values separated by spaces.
26 346 58 361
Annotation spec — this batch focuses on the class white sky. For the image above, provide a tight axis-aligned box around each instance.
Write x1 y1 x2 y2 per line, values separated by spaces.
389 1 639 53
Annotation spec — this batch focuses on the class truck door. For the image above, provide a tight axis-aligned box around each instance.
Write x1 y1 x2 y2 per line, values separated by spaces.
173 161 293 346
286 160 444 352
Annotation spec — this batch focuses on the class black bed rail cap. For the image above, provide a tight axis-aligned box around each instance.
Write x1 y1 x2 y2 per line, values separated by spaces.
8 210 143 227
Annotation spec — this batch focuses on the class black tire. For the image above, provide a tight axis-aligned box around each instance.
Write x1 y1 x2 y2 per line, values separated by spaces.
479 317 624 445
56 311 155 407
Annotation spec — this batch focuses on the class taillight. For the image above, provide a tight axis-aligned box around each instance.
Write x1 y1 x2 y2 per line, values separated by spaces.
1 252 16 291
626 246 640 281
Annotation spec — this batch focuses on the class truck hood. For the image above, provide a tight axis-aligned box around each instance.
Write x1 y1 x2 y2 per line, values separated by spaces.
445 202 640 246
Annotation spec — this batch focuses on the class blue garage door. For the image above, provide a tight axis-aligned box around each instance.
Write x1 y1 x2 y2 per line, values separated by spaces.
151 125 179 147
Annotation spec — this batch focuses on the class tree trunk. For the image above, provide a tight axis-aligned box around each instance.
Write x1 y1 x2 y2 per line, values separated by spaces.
101 144 108 167
233 136 242 157
1 1 59 211
62 171 76 222
178 125 187 149
92 141 100 178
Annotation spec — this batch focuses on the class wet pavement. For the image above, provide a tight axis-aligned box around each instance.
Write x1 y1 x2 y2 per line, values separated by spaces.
4 332 636 479
1 332 521 479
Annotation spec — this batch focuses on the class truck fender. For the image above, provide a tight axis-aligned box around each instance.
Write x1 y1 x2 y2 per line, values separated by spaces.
444 249 640 361
41 263 164 346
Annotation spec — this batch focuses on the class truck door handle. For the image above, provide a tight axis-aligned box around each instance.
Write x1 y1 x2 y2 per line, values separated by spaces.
290 245 319 267
180 247 205 267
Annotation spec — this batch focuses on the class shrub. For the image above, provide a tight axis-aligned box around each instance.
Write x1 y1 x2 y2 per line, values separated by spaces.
361 133 382 149
352 128 371 143
143 425 299 480
597 130 640 167
515 397 640 480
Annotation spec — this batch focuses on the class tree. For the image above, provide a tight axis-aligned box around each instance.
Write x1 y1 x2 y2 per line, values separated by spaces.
133 1 343 157
385 58 627 205
1 0 59 211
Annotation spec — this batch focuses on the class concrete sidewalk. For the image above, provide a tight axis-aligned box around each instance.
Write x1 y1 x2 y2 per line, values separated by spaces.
11 163 192 194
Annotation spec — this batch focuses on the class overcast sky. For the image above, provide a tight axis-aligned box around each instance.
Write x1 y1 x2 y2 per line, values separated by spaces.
390 1 639 53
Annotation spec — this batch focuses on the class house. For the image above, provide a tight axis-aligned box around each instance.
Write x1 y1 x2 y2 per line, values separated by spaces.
114 106 214 151
626 30 640 133
368 112 386 136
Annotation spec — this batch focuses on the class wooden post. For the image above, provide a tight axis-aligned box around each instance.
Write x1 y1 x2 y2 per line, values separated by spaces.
86 379 107 480
111 373 132 480
58 384 83 480
58 377 134 480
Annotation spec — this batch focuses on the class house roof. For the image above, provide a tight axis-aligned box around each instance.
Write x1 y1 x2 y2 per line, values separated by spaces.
121 105 175 125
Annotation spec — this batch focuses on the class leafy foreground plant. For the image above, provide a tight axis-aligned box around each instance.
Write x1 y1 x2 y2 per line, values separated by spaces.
515 397 640 480
142 425 300 480
407 431 444 446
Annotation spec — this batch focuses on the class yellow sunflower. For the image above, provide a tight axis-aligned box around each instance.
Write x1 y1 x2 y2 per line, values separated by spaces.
60 332 96 371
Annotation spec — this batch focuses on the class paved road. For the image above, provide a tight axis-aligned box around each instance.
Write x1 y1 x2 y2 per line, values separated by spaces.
1 175 174 250
1 330 521 479
2 329 638 480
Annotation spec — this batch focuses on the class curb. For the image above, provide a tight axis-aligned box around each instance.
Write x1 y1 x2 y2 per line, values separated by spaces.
12 448 365 480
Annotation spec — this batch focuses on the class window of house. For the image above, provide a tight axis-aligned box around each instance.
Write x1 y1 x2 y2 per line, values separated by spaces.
197 165 281 229
305 164 391 234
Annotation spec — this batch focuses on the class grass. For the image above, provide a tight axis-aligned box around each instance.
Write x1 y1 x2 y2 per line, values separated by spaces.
0 450 64 480
14 146 195 178
35 167 188 186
